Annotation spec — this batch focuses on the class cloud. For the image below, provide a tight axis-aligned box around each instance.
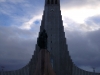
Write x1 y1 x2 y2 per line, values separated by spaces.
65 29 100 72
86 15 100 25
61 0 100 8
0 26 38 71
19 14 42 30
62 7 100 24
64 14 100 72
63 18 100 33
0 0 44 28
61 0 100 25
62 1 100 71
87 29 100 49
7 0 25 4
0 0 25 4
0 0 43 70
0 0 6 2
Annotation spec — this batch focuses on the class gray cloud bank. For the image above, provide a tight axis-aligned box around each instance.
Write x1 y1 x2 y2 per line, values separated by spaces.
0 26 37 71
66 29 100 72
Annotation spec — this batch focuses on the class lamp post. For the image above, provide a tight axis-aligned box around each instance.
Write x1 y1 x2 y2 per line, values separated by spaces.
92 67 95 73
1 66 5 71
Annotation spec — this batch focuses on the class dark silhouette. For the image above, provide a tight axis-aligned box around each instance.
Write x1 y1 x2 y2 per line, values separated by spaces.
37 29 48 49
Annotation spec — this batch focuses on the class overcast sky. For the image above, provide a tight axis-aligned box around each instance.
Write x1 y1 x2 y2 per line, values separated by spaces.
0 0 100 72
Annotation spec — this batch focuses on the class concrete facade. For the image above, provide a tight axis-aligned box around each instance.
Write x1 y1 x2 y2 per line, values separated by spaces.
33 49 56 75
0 0 100 75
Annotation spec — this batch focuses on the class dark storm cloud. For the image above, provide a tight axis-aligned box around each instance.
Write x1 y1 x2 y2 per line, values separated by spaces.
87 29 100 51
0 26 37 71
65 27 100 72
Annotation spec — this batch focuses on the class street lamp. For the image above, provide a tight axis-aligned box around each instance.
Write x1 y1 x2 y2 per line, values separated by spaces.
92 67 95 73
1 66 5 71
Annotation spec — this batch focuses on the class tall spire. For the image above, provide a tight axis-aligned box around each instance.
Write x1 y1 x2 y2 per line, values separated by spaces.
30 0 73 75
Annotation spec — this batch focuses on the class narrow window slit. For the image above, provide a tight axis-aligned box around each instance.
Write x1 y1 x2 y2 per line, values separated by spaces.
47 0 50 4
55 0 57 4
51 0 53 4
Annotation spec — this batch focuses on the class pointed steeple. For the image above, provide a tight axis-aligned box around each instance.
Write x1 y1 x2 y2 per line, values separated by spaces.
30 0 73 75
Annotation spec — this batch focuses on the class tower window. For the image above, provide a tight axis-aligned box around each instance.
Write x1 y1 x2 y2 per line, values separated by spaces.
55 0 57 4
50 58 53 68
47 0 50 4
51 0 53 4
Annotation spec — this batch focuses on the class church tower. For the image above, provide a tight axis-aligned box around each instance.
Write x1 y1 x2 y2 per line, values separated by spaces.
29 0 73 75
